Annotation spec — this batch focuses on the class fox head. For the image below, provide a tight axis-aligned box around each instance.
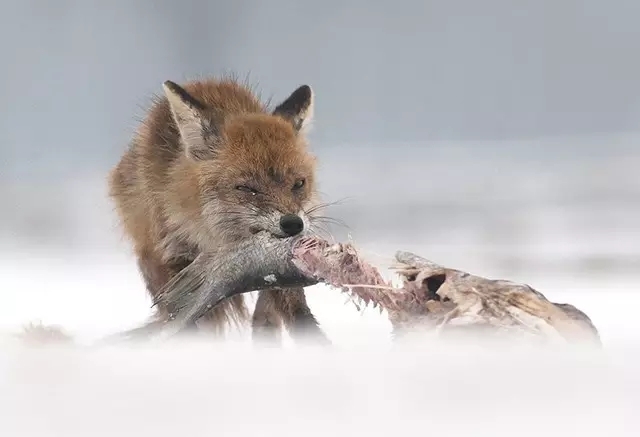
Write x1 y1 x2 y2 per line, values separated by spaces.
162 80 321 244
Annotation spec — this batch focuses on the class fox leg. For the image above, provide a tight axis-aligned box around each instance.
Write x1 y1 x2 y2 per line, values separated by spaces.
251 290 285 346
252 288 330 346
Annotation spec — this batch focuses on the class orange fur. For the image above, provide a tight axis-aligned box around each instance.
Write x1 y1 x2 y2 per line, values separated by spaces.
109 75 328 343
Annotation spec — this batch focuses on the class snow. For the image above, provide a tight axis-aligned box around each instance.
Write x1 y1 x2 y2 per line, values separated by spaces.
1 250 639 436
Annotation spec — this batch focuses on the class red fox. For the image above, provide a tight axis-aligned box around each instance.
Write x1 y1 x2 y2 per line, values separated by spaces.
108 75 329 345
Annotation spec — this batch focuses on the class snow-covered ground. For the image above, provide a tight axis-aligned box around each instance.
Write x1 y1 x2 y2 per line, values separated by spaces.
1 135 639 436
1 338 639 437
0 249 639 437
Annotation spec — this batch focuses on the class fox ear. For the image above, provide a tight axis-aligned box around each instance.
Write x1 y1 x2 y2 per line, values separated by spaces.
273 85 314 132
163 80 219 160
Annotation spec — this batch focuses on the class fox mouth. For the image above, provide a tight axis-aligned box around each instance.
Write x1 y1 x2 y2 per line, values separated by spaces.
249 225 289 239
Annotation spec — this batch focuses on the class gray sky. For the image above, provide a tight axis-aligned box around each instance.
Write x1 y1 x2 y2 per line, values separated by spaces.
2 0 640 181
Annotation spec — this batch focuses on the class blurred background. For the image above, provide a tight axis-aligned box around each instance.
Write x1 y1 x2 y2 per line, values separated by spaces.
1 0 639 343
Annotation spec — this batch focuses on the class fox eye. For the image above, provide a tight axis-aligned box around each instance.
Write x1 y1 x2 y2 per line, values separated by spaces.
236 185 258 195
292 179 305 190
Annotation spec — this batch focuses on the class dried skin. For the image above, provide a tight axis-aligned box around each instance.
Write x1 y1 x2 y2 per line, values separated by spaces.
291 239 601 345
291 238 449 321
291 238 395 311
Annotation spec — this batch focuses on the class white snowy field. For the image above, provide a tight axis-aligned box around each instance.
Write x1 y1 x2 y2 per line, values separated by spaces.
1 337 639 437
1 249 639 437
1 135 639 436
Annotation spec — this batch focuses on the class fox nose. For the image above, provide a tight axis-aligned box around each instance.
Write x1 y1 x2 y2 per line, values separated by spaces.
279 214 304 236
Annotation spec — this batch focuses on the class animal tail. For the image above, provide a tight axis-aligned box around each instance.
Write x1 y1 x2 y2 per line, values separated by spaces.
12 321 75 346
